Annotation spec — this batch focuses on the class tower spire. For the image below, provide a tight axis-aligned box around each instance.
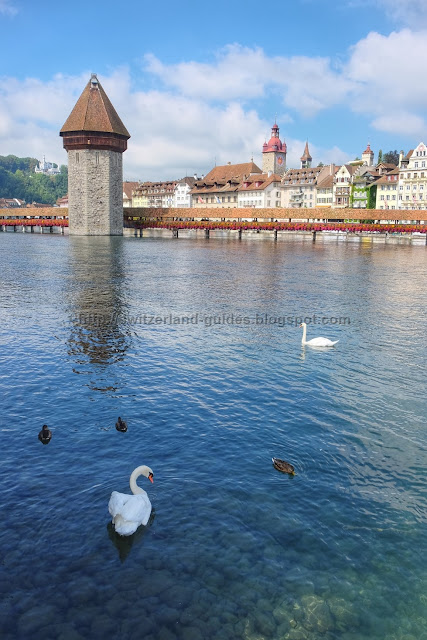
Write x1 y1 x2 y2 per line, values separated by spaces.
300 141 312 169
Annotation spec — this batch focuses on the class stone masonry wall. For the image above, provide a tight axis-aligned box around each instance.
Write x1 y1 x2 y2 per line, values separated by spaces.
68 149 123 235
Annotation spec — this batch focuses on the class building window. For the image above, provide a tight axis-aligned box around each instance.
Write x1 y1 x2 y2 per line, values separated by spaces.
76 152 79 164
95 152 100 166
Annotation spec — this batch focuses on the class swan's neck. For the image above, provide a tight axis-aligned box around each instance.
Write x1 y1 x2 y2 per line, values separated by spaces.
130 465 152 495
301 324 307 344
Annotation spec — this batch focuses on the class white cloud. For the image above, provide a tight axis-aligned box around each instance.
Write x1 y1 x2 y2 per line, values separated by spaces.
0 0 17 16
371 113 426 137
346 29 427 138
144 45 353 118
377 0 427 29
2 28 427 183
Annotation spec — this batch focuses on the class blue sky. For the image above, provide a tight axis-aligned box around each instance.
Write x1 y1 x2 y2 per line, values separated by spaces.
1 0 427 180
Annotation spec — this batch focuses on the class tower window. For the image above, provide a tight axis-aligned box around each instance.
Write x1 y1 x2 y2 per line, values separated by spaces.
76 152 79 164
95 152 100 166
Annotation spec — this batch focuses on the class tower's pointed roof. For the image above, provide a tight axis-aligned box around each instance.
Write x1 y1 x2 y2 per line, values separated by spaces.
60 74 130 138
300 141 312 161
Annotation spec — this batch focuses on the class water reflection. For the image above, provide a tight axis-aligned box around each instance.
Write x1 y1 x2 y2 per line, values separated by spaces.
67 237 131 383
107 511 155 562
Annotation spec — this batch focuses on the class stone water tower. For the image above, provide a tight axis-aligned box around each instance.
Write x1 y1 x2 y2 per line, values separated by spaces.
60 74 130 235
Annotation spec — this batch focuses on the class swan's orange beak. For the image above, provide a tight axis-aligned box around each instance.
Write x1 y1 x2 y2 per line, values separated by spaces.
148 474 154 483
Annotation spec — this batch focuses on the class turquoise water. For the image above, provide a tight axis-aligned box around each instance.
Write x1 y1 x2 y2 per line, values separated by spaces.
0 232 426 640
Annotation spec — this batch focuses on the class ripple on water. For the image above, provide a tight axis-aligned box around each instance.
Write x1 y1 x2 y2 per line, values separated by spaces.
0 234 426 639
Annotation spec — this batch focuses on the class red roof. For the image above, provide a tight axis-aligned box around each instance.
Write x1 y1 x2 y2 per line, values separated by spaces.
263 123 287 154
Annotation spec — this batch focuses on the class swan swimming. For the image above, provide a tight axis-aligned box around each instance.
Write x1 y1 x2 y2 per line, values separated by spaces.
108 465 154 536
299 322 339 347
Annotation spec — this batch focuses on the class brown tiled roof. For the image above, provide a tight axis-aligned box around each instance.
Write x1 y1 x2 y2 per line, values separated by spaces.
375 171 399 185
282 166 323 186
377 163 396 169
316 174 334 188
344 164 359 175
60 75 130 138
123 182 139 199
204 162 261 182
191 162 262 195
238 173 281 192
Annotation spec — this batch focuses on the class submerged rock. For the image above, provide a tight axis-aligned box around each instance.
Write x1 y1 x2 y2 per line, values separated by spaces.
328 596 359 631
300 594 334 634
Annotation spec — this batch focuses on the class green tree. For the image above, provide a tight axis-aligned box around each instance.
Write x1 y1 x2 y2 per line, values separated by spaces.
377 149 383 164
383 150 399 165
0 156 68 204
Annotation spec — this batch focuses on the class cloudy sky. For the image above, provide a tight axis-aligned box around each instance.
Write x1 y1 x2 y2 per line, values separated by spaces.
1 0 427 180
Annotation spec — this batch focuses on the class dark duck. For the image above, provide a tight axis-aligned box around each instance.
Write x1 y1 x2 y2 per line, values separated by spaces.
272 457 295 475
38 424 52 444
115 417 128 432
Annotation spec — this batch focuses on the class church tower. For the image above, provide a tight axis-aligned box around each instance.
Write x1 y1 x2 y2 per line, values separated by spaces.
362 143 374 167
262 123 287 176
60 74 130 235
300 141 312 169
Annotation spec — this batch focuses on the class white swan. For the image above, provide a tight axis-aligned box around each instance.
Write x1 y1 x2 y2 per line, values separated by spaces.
108 465 154 536
300 322 339 347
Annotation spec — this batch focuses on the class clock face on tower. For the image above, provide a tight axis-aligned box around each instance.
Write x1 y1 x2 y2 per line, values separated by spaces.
277 156 283 165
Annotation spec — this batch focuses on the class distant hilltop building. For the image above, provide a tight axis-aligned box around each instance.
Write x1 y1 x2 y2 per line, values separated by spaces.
60 73 130 235
35 156 60 175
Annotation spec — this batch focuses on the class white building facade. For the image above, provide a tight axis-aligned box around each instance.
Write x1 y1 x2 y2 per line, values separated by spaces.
398 142 427 210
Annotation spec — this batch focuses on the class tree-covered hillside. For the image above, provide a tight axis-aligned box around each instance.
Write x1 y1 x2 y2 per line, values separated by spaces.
0 155 68 205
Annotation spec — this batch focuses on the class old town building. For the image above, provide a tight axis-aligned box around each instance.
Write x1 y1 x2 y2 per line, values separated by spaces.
174 177 197 208
237 173 283 208
282 166 324 208
397 143 427 210
190 162 262 208
262 123 287 176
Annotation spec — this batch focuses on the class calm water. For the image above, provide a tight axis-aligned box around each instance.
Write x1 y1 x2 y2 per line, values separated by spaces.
0 232 426 640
